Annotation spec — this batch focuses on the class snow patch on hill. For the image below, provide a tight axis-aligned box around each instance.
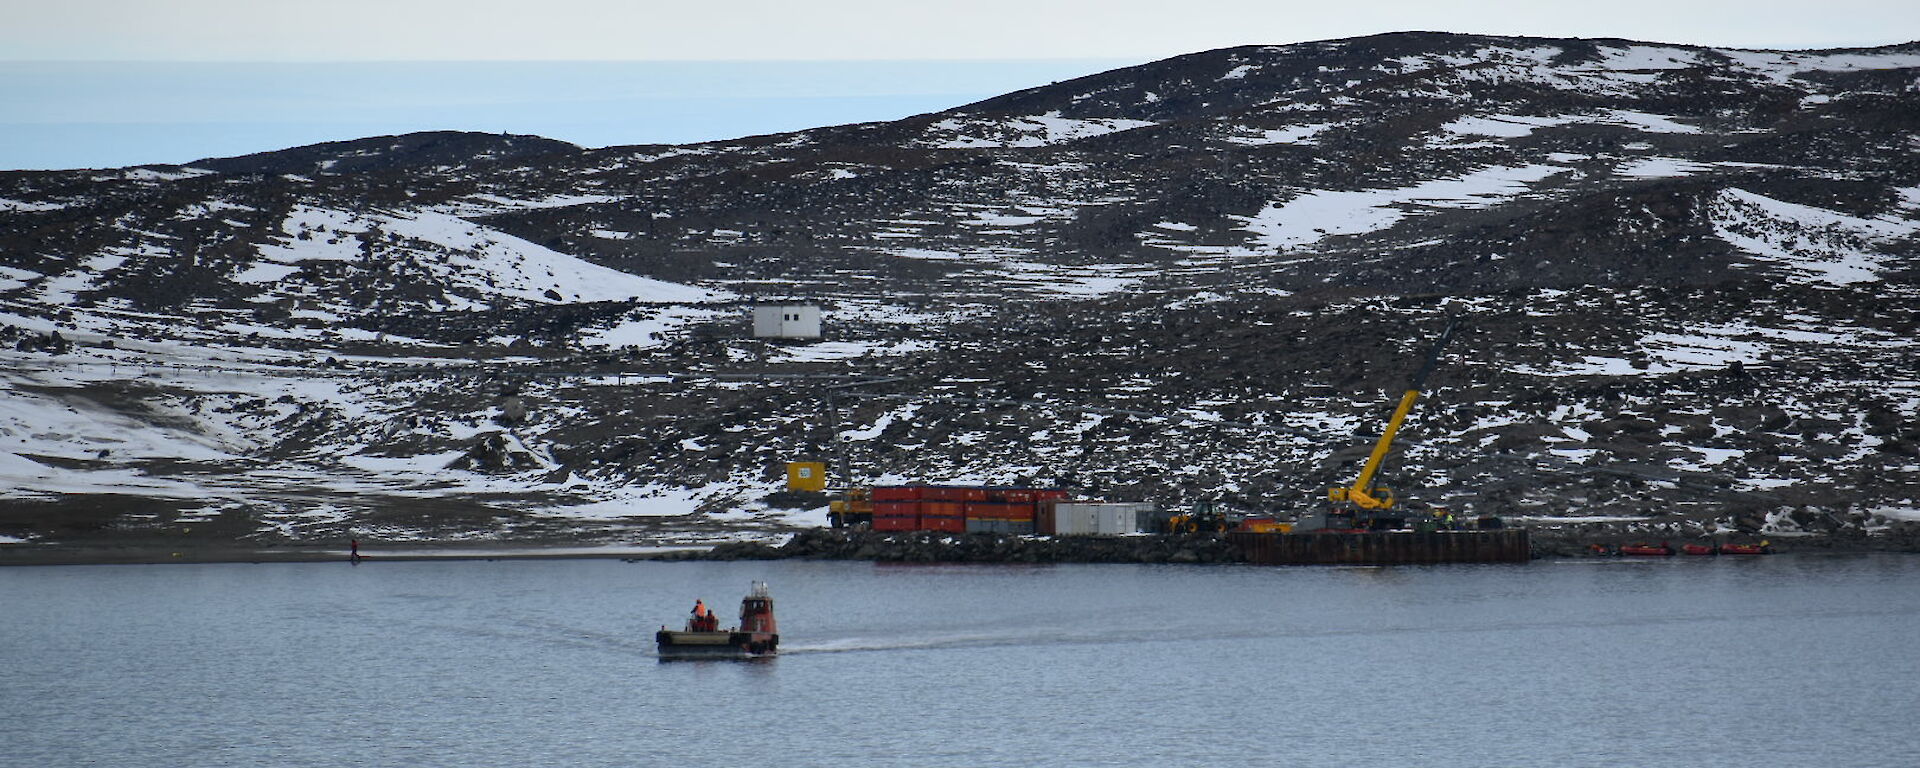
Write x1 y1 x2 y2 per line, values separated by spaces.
435 192 624 216
1898 186 1920 211
1238 164 1563 249
1440 109 1700 144
922 113 1157 148
0 197 71 212
772 340 934 363
1723 49 1920 84
579 306 734 349
1597 109 1702 134
1395 42 1916 99
245 205 728 307
875 248 1149 298
1615 157 1712 178
0 450 198 501
1594 45 1702 71
1442 114 1577 138
1221 123 1334 145
1516 318 1904 377
1710 188 1920 286
989 261 1150 297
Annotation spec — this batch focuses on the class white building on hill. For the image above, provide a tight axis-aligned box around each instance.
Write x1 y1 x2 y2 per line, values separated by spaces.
752 303 822 339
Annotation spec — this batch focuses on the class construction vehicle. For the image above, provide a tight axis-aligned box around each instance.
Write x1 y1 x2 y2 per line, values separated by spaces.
1325 318 1459 531
827 487 874 528
1159 500 1233 534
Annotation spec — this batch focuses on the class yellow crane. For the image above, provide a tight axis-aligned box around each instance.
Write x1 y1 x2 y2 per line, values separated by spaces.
1327 318 1458 528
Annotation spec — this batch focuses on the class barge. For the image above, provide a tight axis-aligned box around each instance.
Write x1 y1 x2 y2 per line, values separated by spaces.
656 581 779 659
1229 529 1530 565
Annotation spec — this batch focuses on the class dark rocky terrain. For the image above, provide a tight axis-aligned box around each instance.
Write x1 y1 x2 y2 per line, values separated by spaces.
1 32 1917 556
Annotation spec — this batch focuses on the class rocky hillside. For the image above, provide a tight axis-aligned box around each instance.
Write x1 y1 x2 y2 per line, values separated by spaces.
1 32 1917 552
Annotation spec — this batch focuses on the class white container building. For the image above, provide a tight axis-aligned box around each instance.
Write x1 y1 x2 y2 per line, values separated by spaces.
752 304 822 339
1051 502 1153 535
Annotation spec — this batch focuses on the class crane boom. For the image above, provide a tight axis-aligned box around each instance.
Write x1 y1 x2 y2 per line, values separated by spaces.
1331 318 1459 512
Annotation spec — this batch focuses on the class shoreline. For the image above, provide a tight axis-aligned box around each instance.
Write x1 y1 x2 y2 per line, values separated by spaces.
6 526 1915 567
0 542 710 567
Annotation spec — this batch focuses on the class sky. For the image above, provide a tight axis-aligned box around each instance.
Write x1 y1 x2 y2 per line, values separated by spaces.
0 60 1130 169
5 0 1916 60
1 1 1914 169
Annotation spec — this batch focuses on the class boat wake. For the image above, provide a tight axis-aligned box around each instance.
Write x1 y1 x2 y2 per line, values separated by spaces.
780 634 1011 655
778 627 1188 655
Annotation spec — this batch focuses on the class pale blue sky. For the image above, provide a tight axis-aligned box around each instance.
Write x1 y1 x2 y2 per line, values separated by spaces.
4 0 1914 61
0 60 1128 169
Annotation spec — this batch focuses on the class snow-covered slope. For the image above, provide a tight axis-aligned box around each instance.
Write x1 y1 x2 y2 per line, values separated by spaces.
249 204 726 306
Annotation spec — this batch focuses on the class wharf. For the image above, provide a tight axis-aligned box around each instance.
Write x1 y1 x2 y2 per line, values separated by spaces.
1229 529 1530 565
674 528 1530 565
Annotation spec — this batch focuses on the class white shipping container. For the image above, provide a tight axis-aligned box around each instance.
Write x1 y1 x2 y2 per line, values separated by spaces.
1051 502 1095 535
1053 502 1152 535
1097 504 1149 535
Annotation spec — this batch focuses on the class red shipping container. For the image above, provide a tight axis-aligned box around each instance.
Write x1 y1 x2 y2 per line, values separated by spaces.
1036 489 1069 501
920 514 964 533
873 486 925 501
993 489 1038 503
872 503 918 529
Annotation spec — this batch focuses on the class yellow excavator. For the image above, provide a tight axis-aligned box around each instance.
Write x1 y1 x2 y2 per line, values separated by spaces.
1327 318 1458 530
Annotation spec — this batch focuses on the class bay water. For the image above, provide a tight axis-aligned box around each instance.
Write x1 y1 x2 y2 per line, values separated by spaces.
4 554 1917 766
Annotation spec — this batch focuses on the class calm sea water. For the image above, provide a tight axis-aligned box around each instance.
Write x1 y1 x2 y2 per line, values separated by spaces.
3 554 1918 767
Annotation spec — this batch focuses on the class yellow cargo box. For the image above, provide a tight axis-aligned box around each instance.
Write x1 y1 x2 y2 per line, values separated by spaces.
786 461 827 492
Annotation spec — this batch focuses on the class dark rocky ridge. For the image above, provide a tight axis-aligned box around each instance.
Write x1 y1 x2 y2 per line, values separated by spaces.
186 131 582 177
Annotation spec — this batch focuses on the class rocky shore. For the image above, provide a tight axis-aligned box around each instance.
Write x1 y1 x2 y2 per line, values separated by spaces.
648 523 1920 565
656 529 1245 564
7 518 1917 567
1523 520 1920 558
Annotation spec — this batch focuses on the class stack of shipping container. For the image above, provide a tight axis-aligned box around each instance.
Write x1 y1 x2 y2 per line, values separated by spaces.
871 486 1071 534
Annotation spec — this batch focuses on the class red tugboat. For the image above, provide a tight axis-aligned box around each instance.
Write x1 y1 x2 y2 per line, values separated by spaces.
656 581 779 659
